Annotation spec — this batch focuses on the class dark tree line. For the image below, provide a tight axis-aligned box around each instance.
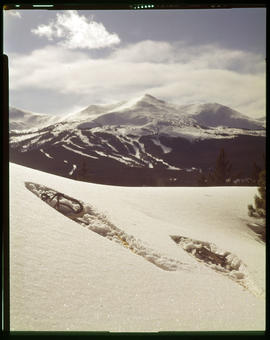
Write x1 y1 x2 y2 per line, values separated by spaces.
197 147 266 224
197 148 264 187
197 148 232 186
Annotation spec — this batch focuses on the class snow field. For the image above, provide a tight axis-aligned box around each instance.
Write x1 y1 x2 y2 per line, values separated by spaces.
9 163 265 331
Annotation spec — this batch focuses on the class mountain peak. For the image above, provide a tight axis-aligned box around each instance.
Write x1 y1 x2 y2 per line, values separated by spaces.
140 94 166 105
186 103 263 129
143 93 157 100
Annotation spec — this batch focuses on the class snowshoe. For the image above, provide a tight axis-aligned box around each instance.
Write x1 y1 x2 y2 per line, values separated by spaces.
40 190 84 219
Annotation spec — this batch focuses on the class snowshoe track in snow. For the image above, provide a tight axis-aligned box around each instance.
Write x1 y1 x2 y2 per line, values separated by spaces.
171 235 263 297
24 181 264 297
25 182 191 272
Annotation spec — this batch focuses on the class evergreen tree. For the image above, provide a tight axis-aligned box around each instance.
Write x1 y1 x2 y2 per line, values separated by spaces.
208 148 232 186
248 169 266 219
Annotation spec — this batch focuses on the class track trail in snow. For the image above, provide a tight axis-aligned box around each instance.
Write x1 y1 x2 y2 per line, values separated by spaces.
25 181 263 298
171 235 264 298
25 182 192 272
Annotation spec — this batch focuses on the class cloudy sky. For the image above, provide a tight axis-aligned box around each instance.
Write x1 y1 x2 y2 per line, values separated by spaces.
4 8 266 118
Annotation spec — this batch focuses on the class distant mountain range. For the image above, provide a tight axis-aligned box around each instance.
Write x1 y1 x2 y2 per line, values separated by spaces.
9 94 265 186
10 94 264 131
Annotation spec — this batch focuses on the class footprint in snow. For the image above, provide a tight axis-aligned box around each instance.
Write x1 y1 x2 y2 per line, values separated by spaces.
171 235 263 297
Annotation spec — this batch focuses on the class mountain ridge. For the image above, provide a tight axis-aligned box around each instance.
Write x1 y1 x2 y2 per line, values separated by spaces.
9 95 264 132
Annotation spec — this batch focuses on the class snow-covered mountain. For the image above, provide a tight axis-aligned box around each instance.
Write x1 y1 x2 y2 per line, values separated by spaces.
9 95 265 186
10 94 264 132
180 102 264 130
83 94 193 126
9 107 59 131
9 163 265 331
59 101 126 123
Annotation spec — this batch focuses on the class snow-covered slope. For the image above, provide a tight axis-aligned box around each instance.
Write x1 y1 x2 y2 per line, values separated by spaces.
89 94 192 126
10 163 265 331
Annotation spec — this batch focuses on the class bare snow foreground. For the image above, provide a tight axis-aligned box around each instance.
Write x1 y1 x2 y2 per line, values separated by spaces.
10 163 265 332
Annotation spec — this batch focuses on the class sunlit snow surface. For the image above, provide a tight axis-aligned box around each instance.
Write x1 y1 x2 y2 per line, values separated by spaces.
10 163 265 332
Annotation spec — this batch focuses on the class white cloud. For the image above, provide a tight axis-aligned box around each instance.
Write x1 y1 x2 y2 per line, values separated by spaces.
112 40 175 63
32 24 55 40
112 40 265 74
9 41 266 118
31 10 120 50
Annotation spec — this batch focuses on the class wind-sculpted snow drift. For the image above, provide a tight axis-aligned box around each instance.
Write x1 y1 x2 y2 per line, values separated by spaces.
25 181 262 297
